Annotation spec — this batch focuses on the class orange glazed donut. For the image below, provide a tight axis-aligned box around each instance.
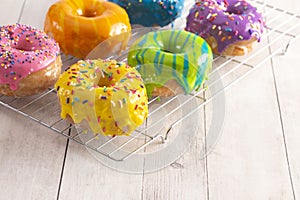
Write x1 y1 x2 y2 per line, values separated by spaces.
44 0 131 59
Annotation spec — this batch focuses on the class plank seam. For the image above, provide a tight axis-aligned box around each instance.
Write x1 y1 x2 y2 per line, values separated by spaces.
204 89 210 200
17 0 27 23
267 32 296 200
56 125 72 200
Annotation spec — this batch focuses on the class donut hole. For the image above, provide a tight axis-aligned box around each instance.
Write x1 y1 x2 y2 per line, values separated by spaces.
12 43 35 51
161 45 182 54
97 78 112 87
77 7 103 18
160 49 173 54
225 7 243 15
97 72 117 88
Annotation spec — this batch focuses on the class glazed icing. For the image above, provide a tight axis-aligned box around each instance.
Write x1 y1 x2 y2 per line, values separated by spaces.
128 30 212 96
109 0 184 27
0 24 60 90
44 0 131 59
55 59 148 136
185 0 264 53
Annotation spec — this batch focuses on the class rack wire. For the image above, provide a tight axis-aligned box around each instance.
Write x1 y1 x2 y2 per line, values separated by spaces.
0 0 299 169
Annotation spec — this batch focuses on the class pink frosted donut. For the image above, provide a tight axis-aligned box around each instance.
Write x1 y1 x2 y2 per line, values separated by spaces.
0 24 62 97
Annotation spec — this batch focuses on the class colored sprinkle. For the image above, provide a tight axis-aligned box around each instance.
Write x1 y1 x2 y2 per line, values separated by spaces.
82 99 88 104
225 28 232 32
74 97 80 102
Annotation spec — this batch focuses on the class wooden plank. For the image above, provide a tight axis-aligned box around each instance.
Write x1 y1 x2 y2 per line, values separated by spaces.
58 110 207 200
0 1 67 200
271 38 300 199
0 0 25 24
271 0 300 14
205 1 299 198
265 0 299 198
136 71 212 199
141 112 208 200
206 57 294 199
18 0 57 29
0 106 67 200
58 134 143 200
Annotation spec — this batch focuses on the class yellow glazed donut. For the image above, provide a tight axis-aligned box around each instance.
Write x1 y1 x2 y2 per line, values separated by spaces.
55 59 148 136
44 0 131 59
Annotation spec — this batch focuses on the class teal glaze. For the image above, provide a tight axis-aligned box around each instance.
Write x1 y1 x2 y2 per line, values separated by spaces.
128 30 213 96
109 0 184 27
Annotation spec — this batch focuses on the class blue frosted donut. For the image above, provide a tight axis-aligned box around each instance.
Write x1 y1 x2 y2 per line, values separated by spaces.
128 29 213 97
108 0 184 27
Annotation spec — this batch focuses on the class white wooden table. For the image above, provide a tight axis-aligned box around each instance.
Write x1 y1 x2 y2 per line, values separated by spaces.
0 0 299 199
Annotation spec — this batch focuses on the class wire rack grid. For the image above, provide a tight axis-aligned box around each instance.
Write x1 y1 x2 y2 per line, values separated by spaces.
0 0 299 164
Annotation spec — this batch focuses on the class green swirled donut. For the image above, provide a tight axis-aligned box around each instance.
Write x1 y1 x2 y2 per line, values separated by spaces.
127 29 213 97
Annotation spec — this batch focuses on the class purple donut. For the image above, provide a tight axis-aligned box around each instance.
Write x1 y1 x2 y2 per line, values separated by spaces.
185 0 264 55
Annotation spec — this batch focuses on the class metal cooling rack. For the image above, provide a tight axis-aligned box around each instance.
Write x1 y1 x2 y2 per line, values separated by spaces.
1 0 299 162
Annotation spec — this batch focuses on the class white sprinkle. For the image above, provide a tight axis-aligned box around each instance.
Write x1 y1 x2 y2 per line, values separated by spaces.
206 13 212 19
234 2 241 7
118 100 123 108
100 69 105 78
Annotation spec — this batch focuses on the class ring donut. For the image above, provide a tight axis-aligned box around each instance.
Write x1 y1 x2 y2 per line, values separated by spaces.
0 24 61 97
55 59 148 136
109 0 185 27
128 29 212 97
185 0 264 56
44 0 131 59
